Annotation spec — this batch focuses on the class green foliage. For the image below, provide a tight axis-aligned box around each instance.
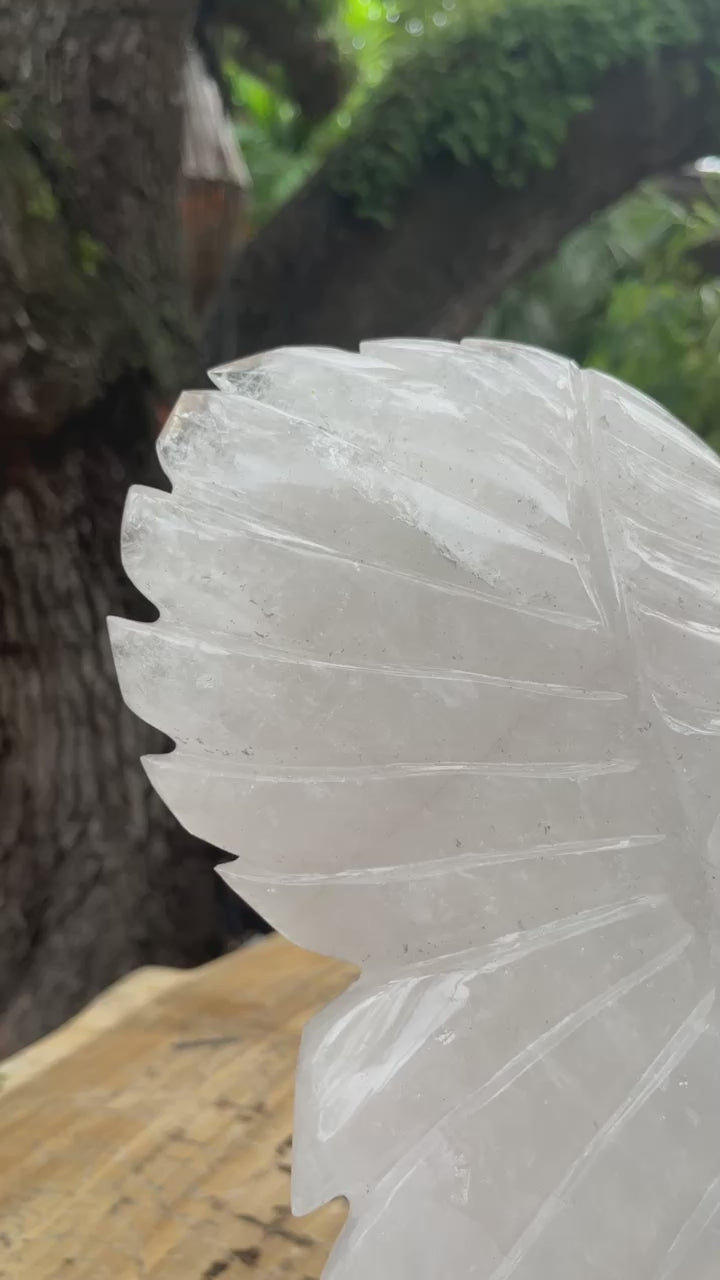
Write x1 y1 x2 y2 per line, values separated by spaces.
25 176 58 222
481 185 683 359
329 0 714 222
587 190 720 447
590 278 720 448
227 0 718 227
334 0 468 88
226 65 318 225
76 231 106 278
226 0 720 446
1 94 67 225
485 180 720 447
224 1 474 226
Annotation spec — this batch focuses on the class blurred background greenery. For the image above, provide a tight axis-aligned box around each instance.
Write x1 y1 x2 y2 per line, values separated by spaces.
228 0 720 450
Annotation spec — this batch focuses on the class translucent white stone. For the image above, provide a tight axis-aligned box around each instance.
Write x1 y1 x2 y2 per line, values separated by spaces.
110 339 720 1279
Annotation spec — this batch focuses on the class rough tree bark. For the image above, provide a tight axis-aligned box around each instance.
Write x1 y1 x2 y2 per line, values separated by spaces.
209 48 719 363
0 385 230 1053
0 0 199 441
0 0 244 1056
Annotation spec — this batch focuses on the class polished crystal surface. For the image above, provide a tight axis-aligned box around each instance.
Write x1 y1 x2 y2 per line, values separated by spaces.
111 339 720 1279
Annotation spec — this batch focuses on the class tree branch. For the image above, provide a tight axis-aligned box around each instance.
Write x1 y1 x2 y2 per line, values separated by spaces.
207 3 720 360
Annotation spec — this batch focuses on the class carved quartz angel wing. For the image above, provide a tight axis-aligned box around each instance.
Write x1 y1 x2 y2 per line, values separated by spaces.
110 340 720 1279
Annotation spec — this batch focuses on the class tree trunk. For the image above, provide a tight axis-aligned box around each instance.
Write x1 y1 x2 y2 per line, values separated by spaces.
0 384 230 1054
0 0 200 442
0 0 258 1056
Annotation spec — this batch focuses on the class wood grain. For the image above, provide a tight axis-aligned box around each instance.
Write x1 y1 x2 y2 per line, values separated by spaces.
0 936 355 1279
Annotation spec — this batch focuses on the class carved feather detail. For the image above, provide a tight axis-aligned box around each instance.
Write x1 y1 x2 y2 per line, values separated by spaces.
111 339 720 1279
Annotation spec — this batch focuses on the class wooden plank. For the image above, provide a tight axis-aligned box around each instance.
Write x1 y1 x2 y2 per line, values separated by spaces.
0 936 355 1279
0 967 187 1097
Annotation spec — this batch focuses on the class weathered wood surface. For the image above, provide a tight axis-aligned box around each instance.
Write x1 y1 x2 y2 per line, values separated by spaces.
0 935 355 1279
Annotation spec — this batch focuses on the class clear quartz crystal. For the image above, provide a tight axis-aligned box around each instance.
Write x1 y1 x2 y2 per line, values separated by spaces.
111 339 720 1279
